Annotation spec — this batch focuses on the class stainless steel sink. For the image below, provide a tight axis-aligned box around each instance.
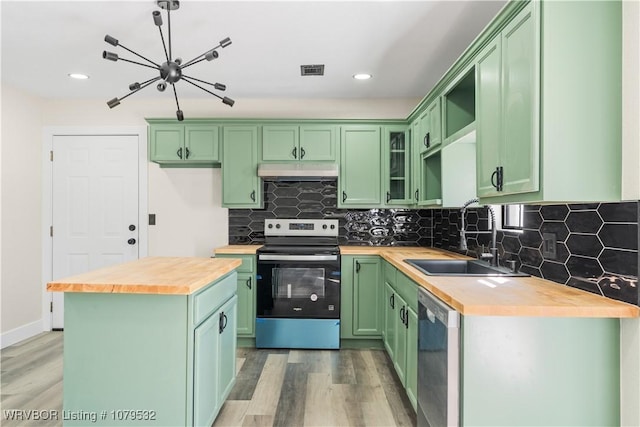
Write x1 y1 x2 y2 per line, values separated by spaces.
404 259 529 277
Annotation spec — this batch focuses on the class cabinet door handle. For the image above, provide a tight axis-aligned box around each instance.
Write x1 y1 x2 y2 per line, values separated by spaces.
250 190 256 202
300 147 306 159
497 166 504 191
185 147 190 159
355 260 361 273
219 312 224 333
342 191 347 203
405 310 409 328
386 191 391 203
399 306 405 322
415 189 419 202
491 167 499 190
292 146 297 159
177 147 183 159
424 132 430 148
390 293 395 309
246 277 252 290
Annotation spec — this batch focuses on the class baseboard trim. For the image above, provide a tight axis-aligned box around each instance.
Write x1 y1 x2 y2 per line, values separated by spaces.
0 319 45 349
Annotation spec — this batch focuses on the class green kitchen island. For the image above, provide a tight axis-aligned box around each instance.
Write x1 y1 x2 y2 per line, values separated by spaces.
47 256 241 427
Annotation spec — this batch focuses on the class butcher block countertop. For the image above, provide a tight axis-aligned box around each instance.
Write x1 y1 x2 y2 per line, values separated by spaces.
215 245 262 255
46 257 241 295
213 245 639 318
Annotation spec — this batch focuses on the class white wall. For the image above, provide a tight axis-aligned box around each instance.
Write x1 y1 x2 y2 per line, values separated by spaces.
0 85 45 342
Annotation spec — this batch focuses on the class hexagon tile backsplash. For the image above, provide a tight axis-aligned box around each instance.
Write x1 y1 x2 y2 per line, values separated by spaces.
434 202 639 306
227 180 433 247
227 180 639 306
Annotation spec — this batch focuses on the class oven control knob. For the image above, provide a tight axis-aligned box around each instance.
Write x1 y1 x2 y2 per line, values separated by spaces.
310 293 318 302
322 224 327 230
276 224 281 229
268 224 273 229
330 224 336 230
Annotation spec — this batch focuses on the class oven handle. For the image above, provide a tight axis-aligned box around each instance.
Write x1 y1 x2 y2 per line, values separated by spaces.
258 254 339 262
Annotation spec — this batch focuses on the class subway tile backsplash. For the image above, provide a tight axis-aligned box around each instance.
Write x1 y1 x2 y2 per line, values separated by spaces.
227 180 639 306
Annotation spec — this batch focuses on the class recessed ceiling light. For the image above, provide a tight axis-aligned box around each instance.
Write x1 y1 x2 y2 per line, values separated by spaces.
68 73 89 80
353 73 372 80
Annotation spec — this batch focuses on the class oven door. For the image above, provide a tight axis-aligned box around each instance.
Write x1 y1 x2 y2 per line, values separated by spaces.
256 254 340 319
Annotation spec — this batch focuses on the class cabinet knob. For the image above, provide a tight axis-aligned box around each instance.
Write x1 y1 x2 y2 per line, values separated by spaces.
127 238 136 245
129 224 136 231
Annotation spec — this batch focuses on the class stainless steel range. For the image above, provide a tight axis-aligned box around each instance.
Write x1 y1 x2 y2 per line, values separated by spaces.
255 219 341 349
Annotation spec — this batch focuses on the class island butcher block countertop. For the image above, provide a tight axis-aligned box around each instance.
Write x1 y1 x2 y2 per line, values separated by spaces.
214 244 639 318
47 256 241 295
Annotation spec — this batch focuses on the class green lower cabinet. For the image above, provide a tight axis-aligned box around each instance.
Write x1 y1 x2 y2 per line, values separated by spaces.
216 254 256 338
340 256 382 339
405 306 418 410
393 293 408 385
193 295 236 427
461 316 620 426
62 272 238 426
382 263 418 410
383 282 397 358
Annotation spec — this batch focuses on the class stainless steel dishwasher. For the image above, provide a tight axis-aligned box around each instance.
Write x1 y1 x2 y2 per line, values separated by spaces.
417 288 460 427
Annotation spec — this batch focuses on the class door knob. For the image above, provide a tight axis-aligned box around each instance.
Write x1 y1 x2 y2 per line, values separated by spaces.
127 238 136 245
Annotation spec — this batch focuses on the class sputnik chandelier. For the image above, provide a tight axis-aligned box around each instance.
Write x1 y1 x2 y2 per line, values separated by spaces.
103 0 234 121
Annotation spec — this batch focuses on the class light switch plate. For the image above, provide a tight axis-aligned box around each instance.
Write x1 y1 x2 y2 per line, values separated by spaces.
542 232 557 259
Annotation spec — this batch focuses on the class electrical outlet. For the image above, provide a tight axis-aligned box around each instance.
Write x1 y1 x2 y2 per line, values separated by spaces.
542 232 557 259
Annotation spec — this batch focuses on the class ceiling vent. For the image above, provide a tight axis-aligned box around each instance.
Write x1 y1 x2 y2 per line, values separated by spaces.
300 64 325 76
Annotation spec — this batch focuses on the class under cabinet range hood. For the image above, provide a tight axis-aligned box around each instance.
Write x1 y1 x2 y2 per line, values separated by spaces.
257 163 338 180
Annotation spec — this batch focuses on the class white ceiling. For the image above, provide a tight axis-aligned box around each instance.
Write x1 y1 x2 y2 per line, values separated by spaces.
1 0 506 102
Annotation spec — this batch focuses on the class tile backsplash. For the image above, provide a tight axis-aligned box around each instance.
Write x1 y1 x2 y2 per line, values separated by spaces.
228 180 433 246
433 202 639 306
226 180 639 306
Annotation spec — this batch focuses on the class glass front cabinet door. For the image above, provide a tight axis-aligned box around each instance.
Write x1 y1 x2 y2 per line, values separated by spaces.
383 126 412 206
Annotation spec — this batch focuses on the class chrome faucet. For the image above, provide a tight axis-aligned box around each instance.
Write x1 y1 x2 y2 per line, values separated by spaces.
459 198 499 266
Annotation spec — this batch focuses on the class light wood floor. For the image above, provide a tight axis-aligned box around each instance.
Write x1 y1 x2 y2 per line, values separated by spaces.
1 333 416 427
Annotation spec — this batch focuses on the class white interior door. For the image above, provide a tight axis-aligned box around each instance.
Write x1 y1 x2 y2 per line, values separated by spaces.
51 135 139 328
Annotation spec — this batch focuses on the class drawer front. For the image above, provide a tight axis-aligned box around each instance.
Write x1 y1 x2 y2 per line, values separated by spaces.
193 272 237 325
396 272 418 312
383 261 396 286
217 255 255 273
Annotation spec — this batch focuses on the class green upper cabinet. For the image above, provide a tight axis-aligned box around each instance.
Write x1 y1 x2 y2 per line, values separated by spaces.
474 0 621 204
383 125 412 206
476 2 539 199
299 125 337 161
150 123 220 165
339 126 382 207
261 125 337 162
415 98 442 155
221 126 262 208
